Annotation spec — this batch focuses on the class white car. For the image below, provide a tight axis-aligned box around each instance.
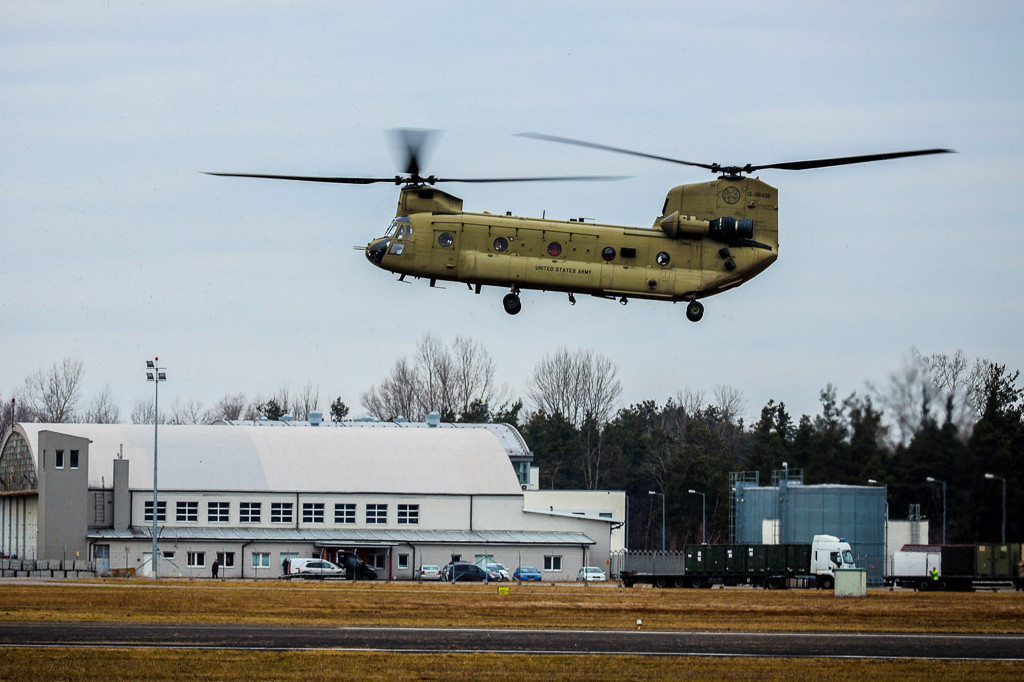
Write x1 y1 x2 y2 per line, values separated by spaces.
419 564 441 580
288 558 345 579
577 566 607 582
484 563 511 581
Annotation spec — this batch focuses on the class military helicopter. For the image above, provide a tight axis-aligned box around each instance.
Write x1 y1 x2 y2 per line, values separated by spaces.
208 130 950 320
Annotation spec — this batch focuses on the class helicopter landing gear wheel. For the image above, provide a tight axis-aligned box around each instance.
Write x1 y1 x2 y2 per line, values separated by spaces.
502 292 522 316
685 300 704 322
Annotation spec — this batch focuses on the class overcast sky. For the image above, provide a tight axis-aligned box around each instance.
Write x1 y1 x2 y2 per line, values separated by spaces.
2 1 1022 425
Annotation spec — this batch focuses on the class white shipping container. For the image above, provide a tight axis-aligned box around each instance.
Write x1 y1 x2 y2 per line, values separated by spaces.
892 550 940 576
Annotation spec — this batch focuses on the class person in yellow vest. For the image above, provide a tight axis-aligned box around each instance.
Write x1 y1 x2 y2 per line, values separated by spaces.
930 566 939 582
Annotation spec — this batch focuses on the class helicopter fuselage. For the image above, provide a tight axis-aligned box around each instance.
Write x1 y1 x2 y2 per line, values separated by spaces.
365 177 779 313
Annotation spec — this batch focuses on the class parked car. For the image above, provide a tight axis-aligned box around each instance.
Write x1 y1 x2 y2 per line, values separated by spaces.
419 564 441 580
288 558 345 579
484 563 511 581
514 565 542 581
442 562 489 582
576 566 607 582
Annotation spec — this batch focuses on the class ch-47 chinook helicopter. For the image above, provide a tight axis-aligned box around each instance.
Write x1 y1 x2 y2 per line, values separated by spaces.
208 130 950 320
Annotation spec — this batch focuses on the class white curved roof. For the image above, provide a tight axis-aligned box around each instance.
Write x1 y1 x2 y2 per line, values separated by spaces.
13 423 522 495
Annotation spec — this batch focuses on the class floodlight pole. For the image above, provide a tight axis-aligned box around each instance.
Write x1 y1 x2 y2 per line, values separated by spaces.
688 489 706 545
146 358 166 578
984 473 1007 544
648 491 665 553
925 477 946 545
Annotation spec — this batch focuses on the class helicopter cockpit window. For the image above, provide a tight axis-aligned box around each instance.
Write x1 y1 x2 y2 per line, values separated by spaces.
493 237 508 252
602 247 616 261
656 252 671 266
395 224 411 240
547 242 562 257
386 217 408 237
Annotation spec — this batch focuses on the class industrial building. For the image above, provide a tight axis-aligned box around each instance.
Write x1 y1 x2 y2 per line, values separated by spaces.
731 469 887 584
0 421 616 580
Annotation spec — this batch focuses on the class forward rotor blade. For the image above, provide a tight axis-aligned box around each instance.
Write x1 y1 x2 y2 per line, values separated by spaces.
436 175 628 183
517 132 716 171
748 149 955 172
393 128 437 177
204 172 400 185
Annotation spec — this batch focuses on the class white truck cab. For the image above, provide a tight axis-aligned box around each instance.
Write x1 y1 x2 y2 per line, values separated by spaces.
811 534 856 577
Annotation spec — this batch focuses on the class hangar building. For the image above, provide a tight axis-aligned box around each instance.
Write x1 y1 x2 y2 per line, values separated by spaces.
0 421 613 579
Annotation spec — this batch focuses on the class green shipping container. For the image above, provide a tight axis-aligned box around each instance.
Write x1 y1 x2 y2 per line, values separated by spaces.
725 545 746 573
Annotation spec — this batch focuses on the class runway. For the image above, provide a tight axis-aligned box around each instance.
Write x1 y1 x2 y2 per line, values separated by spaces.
2 622 1023 660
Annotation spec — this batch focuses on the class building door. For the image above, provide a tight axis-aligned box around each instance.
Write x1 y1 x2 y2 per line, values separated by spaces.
94 544 110 574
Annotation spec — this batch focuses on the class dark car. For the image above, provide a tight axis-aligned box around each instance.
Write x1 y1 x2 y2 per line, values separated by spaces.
442 561 489 582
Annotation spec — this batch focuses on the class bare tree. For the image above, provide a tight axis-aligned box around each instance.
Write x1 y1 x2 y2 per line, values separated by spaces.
292 382 321 420
171 397 206 425
361 335 503 422
131 398 167 425
921 349 990 426
21 358 84 423
207 393 247 422
528 348 622 428
450 336 499 418
362 358 421 421
85 385 121 423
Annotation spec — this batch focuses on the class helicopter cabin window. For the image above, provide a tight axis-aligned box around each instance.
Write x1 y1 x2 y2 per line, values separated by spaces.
547 242 562 257
438 232 454 247
493 237 508 252
656 252 671 266
602 247 616 261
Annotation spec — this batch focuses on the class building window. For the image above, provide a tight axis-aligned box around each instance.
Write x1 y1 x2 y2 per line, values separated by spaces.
208 501 230 523
397 504 419 525
239 502 261 523
162 551 175 561
69 450 80 469
334 503 356 524
398 553 409 570
280 552 299 573
187 551 205 568
176 501 198 522
144 501 166 522
252 552 270 568
302 502 325 523
366 504 387 524
216 552 235 568
271 502 293 523
55 450 65 469
543 555 562 572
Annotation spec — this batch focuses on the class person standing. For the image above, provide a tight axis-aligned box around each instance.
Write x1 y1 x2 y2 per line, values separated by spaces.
212 558 220 580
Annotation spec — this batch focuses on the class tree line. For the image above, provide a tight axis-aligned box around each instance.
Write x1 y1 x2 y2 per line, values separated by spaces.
2 343 1020 550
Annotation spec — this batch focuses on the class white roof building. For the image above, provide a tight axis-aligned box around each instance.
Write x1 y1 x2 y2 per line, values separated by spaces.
0 421 613 580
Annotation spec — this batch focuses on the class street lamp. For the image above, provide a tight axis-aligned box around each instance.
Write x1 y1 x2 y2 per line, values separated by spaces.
146 358 167 578
648 491 665 553
984 473 1007 544
925 477 947 545
687 489 706 544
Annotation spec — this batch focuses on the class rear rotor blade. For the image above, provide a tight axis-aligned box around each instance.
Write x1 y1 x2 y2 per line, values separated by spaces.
748 149 954 172
517 132 717 171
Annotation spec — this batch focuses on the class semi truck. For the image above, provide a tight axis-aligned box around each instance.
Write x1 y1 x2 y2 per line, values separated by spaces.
620 534 855 589
884 543 1023 592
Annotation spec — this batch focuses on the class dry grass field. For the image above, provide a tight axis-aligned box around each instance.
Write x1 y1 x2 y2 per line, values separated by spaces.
1 579 1021 680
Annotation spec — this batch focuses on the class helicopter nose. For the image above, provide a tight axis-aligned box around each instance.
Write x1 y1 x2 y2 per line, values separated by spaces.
366 238 389 265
